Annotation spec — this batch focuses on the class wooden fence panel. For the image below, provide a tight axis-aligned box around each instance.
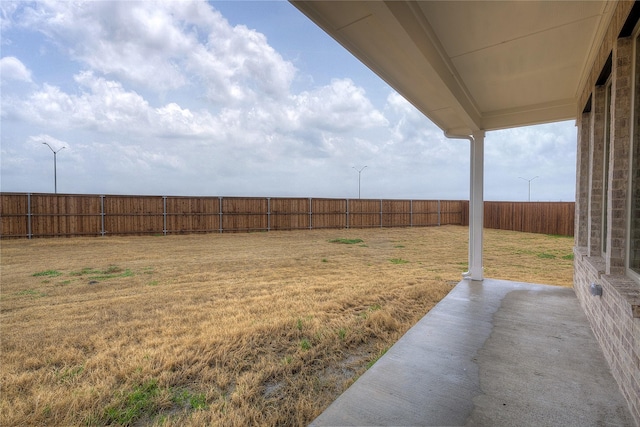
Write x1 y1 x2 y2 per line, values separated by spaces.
30 194 101 237
483 201 574 236
411 200 440 226
103 195 163 235
270 198 310 230
165 197 220 234
460 201 470 226
349 199 381 228
382 200 411 227
533 202 574 235
311 198 346 229
222 197 268 232
440 200 465 225
0 194 29 237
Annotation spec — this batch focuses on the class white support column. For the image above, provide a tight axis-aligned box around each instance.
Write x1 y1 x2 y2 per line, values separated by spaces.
444 130 485 281
466 131 485 281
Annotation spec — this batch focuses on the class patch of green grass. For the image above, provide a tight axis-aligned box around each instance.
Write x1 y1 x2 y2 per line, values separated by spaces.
188 393 207 410
394 244 405 248
172 389 208 410
70 267 100 276
390 258 409 264
42 405 52 418
147 281 159 286
321 258 328 263
92 269 133 280
358 304 382 320
16 289 46 298
536 252 556 259
104 381 209 424
104 379 160 425
328 238 364 245
562 254 574 260
300 338 311 351
32 270 62 277
70 265 133 280
337 328 347 341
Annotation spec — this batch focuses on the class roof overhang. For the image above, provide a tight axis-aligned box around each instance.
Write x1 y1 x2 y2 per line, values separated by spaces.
291 1 615 135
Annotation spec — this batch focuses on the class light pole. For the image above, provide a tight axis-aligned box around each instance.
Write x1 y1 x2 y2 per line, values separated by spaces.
519 176 538 202
42 143 66 194
353 166 367 199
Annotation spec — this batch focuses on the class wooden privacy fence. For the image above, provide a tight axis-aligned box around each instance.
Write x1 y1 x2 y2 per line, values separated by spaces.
0 193 468 238
0 194 575 239
483 201 574 236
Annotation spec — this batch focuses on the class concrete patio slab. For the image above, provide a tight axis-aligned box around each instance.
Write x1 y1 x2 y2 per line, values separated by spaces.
310 279 635 426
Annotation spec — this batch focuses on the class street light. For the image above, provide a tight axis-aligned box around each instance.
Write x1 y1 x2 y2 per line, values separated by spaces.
518 176 539 202
42 143 66 194
353 166 367 199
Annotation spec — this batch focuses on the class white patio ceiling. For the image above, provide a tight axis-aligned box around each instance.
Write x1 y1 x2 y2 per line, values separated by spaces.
291 1 614 135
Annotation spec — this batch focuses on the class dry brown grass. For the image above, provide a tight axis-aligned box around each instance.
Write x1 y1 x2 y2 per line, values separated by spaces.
0 226 573 426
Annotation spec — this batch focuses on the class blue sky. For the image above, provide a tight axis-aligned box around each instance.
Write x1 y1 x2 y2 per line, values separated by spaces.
0 1 576 201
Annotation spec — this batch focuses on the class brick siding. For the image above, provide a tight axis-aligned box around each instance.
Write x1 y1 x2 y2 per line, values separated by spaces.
574 2 640 424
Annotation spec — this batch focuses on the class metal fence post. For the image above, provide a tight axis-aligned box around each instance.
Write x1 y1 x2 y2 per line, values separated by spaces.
267 197 271 231
346 199 349 229
27 193 32 239
163 196 167 236
219 196 223 233
410 199 413 227
100 195 105 236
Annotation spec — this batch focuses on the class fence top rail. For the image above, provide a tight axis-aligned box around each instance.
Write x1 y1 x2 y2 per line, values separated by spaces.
0 192 472 201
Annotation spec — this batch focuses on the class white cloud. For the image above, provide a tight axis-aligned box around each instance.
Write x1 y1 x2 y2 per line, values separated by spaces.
484 122 576 201
12 0 296 104
191 21 297 104
6 73 151 132
28 134 68 151
17 1 193 90
0 2 386 158
292 79 388 132
0 2 20 33
0 56 32 82
4 72 389 158
5 72 223 139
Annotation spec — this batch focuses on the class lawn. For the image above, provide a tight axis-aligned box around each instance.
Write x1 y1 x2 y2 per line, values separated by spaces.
0 226 574 426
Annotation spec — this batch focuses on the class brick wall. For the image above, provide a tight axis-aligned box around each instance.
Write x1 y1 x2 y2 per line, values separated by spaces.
574 2 640 424
574 252 640 423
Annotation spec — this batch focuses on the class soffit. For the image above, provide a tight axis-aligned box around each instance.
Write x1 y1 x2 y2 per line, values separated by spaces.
291 0 614 135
